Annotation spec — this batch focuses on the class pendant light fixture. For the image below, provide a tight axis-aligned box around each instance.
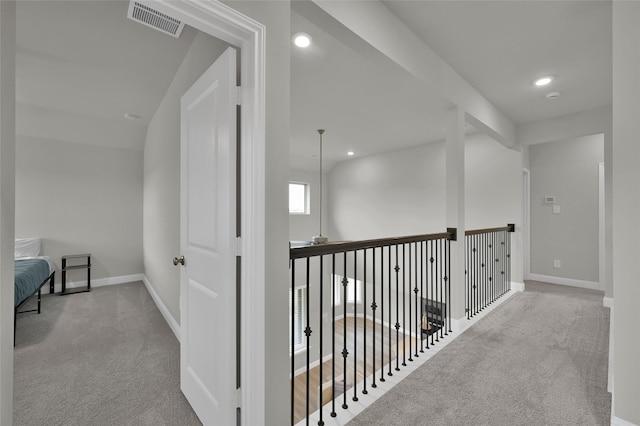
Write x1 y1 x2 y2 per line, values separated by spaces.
312 129 329 244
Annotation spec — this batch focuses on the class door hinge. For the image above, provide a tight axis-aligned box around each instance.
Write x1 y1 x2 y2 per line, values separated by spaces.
236 86 242 106
236 388 242 408
235 236 242 257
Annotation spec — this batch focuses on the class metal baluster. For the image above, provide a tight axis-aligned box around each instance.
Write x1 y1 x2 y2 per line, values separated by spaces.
305 257 311 424
447 237 452 333
330 254 336 418
507 227 512 293
395 244 401 371
430 240 435 346
436 239 441 342
414 242 419 357
318 256 324 426
422 241 428 351
363 249 368 395
371 247 377 389
291 259 295 426
439 238 444 339
342 252 348 410
388 246 393 377
402 244 407 367
408 243 412 362
353 251 358 402
380 246 386 382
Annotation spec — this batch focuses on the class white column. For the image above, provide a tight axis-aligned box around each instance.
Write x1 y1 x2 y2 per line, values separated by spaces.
0 1 15 424
445 107 466 324
612 2 640 424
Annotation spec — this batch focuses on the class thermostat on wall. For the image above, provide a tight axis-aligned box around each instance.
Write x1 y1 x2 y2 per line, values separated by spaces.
544 196 556 204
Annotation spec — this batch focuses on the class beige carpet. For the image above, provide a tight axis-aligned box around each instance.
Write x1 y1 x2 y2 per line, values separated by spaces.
14 281 201 426
347 281 611 426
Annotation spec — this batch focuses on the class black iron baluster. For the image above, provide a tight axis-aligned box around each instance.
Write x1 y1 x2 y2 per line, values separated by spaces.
430 240 435 346
363 249 368 395
413 242 419 358
447 237 452 333
305 257 311 425
318 255 324 426
291 259 295 426
353 251 358 402
402 244 407 367
342 252 348 410
407 243 412 362
330 254 336 418
371 247 377 389
380 246 386 383
439 238 444 339
395 244 401 371
435 239 441 342
388 245 393 377
421 241 428 351
507 227 512 293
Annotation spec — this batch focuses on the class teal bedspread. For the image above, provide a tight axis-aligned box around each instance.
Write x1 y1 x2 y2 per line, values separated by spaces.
14 259 50 307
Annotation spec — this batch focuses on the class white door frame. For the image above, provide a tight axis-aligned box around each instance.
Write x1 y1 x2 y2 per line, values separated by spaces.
523 168 531 280
141 1 266 424
599 162 605 290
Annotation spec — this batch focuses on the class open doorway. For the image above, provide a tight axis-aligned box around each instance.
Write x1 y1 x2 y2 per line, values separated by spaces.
4 1 266 424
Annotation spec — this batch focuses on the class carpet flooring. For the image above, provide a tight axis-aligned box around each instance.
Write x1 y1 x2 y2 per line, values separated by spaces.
347 281 611 426
13 281 201 426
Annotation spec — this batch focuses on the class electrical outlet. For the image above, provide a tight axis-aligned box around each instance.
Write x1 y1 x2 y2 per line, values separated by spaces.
553 205 561 214
554 259 561 268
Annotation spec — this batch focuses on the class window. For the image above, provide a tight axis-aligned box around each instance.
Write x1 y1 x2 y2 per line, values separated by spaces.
333 274 362 305
289 287 307 352
289 182 309 214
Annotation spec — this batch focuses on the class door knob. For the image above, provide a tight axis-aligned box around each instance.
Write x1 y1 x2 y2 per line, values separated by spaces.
173 256 185 266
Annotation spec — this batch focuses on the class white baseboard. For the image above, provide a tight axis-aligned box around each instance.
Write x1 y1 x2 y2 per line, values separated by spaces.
451 286 521 335
511 281 526 292
527 273 601 291
142 274 181 342
603 297 613 308
611 416 639 426
43 273 144 294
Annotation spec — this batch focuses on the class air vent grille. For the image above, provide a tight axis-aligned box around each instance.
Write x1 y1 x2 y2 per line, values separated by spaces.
127 1 184 38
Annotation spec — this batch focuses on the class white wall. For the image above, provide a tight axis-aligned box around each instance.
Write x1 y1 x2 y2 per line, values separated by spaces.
529 134 603 285
328 142 446 241
16 136 143 284
465 133 523 285
465 133 522 229
143 31 230 323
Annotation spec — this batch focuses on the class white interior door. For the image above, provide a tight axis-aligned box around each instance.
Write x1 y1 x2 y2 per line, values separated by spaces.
179 47 237 426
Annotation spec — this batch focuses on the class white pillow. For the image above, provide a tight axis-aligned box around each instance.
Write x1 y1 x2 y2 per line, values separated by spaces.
15 238 41 258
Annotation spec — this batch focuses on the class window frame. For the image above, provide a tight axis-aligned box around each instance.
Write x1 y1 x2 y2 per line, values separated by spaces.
288 182 310 215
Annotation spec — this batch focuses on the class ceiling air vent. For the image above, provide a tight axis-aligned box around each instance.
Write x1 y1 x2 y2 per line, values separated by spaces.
127 1 185 38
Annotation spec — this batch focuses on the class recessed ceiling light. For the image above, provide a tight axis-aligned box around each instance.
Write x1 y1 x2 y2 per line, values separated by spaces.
347 151 355 156
534 76 553 87
293 32 312 48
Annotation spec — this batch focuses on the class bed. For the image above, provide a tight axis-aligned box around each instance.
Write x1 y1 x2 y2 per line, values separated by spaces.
14 238 55 344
